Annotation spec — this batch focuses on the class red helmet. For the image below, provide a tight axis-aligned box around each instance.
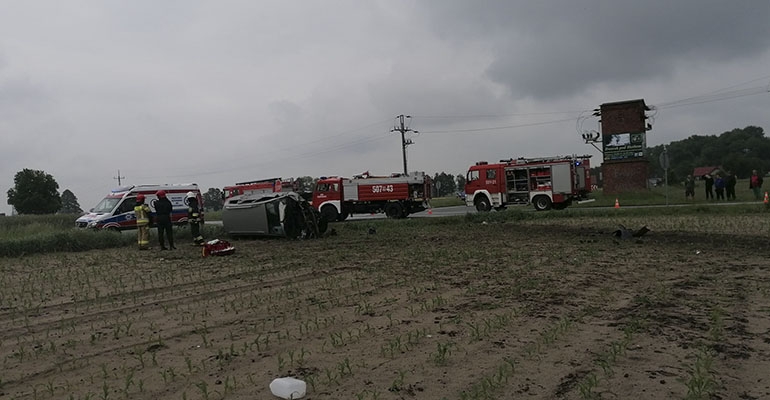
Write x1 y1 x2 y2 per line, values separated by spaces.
136 194 145 202
156 190 166 198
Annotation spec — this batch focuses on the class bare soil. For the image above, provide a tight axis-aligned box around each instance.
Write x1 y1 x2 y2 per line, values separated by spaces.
1 219 770 399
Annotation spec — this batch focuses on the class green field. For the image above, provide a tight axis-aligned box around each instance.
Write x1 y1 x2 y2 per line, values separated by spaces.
1 207 769 399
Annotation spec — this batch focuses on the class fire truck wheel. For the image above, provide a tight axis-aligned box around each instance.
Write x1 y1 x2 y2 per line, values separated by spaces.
385 203 404 219
474 196 491 212
321 205 339 223
533 195 552 211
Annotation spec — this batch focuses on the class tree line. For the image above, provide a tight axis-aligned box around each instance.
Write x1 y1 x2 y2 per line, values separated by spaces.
645 125 770 182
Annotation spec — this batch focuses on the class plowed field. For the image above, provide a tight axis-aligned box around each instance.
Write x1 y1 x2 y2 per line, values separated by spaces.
2 215 769 399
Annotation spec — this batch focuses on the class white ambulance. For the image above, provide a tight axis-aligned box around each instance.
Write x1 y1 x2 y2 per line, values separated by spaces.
75 184 203 230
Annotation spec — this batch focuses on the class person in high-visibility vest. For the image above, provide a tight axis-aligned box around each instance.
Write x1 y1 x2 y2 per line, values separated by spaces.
134 194 151 250
186 191 205 245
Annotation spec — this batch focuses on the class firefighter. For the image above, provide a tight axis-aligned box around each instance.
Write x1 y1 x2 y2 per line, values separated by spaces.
186 191 205 245
134 194 151 250
155 190 176 250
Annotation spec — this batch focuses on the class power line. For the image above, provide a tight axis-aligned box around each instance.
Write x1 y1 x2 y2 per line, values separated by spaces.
656 73 770 109
411 110 586 119
657 85 769 110
418 116 577 134
141 77 770 180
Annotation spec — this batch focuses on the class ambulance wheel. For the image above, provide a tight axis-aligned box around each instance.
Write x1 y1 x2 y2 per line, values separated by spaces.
474 196 491 212
533 195 552 211
385 203 404 219
321 205 338 223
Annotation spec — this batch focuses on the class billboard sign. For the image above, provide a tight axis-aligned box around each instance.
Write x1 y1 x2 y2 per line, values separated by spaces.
603 132 645 161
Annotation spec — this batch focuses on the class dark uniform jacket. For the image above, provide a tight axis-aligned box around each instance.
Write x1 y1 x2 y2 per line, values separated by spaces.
155 197 173 225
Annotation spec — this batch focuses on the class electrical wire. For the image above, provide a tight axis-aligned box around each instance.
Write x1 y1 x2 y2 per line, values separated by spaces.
411 110 586 119
657 86 769 109
418 116 577 134
139 77 770 180
656 74 770 109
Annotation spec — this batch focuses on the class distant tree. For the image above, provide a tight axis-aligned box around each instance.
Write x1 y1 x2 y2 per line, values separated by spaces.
7 169 61 214
432 172 457 197
59 189 83 214
202 188 224 211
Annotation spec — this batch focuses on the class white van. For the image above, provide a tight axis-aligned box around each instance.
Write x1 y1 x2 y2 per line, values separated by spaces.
75 184 203 230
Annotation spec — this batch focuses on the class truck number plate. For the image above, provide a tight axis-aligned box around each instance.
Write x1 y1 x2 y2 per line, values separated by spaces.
372 185 394 193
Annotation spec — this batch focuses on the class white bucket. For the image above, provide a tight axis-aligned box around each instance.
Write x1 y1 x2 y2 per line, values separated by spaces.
269 377 306 399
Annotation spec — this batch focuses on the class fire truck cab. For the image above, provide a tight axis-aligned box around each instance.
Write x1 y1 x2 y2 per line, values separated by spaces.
465 155 592 211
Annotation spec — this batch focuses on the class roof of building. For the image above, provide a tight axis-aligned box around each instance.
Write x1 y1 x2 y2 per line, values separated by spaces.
692 166 722 177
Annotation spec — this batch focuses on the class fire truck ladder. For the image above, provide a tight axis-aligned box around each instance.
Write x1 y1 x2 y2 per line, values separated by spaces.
499 154 593 164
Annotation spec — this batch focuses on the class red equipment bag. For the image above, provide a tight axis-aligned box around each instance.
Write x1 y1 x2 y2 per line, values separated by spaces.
202 239 236 257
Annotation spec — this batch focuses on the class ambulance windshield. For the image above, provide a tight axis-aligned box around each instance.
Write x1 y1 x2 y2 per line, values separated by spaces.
92 197 121 213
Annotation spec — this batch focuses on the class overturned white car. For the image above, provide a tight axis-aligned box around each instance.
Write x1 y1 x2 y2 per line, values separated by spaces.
222 192 327 239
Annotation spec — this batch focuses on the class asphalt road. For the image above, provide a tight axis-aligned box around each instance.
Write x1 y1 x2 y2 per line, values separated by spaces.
348 205 474 220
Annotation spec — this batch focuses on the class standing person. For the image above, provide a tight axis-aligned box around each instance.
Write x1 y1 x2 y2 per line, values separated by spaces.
134 194 151 250
186 191 205 245
750 170 764 201
155 190 176 250
684 175 695 200
725 170 737 201
703 173 714 200
714 174 725 201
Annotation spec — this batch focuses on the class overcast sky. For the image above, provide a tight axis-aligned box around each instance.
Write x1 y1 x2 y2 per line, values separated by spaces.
2 1 769 214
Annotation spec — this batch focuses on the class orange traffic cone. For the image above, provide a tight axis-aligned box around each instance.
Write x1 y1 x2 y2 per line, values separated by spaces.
764 192 769 204
614 198 620 209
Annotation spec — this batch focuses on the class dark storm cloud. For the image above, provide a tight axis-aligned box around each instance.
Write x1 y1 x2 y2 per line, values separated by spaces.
418 1 770 99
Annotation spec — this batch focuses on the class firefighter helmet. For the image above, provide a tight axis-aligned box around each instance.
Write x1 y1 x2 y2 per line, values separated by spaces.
136 194 145 203
156 190 166 198
186 191 195 198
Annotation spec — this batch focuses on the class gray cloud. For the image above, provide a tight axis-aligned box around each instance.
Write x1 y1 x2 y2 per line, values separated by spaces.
418 1 770 99
1 1 769 214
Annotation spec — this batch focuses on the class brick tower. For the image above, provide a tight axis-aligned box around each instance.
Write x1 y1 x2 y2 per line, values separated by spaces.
600 99 650 193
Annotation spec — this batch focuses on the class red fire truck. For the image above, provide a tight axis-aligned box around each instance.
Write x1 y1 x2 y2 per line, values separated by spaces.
223 178 298 199
464 155 592 211
312 172 432 221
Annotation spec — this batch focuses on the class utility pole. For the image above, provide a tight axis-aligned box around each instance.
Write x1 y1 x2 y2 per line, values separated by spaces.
113 170 125 186
391 115 418 175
